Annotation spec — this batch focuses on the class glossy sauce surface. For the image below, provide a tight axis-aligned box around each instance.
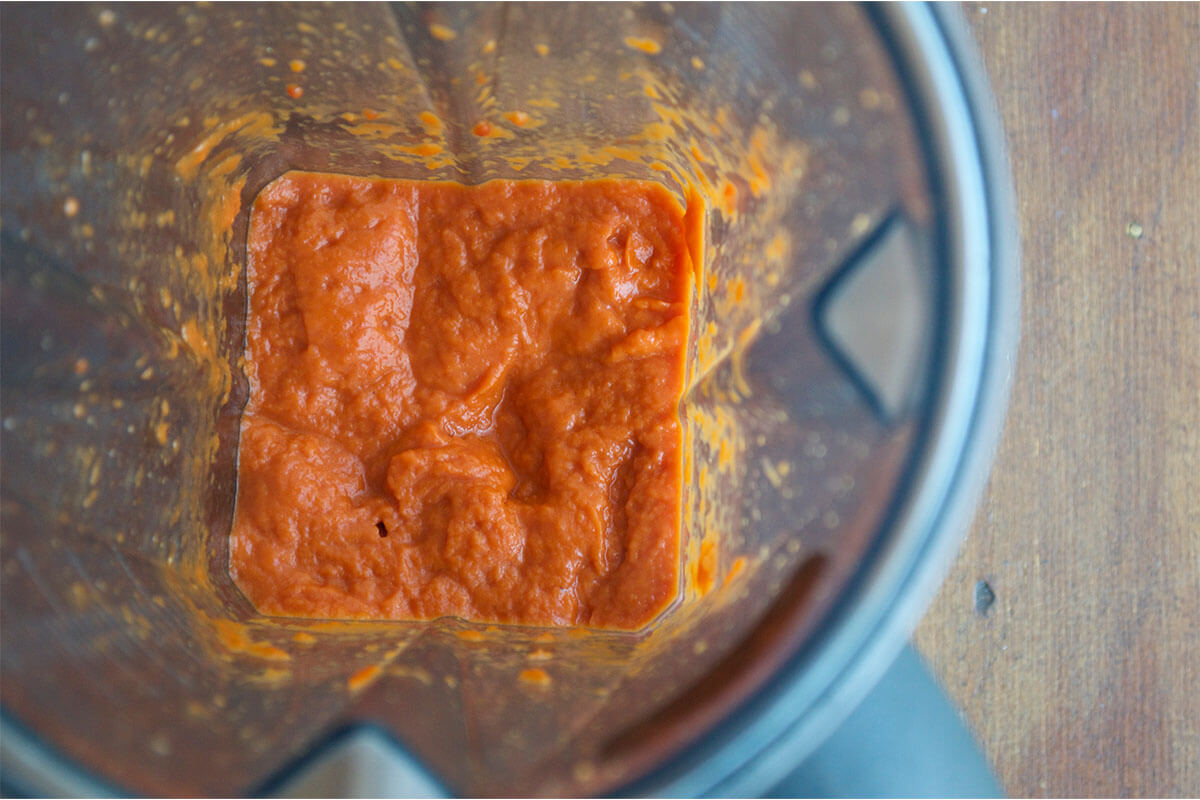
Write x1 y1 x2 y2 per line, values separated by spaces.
231 173 692 628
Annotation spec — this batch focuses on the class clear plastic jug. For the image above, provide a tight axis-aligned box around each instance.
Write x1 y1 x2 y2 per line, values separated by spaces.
1 3 1016 795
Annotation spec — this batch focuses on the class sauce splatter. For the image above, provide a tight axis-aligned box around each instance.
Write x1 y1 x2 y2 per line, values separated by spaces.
503 110 531 127
624 36 662 55
419 111 442 133
519 668 551 686
348 664 382 693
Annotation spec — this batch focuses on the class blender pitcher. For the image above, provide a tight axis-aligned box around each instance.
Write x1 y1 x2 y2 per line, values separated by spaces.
1 3 1018 796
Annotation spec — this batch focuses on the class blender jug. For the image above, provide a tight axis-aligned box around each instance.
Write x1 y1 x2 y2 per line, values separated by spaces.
1 3 1017 796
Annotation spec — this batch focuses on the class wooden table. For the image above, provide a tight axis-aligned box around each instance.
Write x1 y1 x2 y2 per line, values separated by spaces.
913 4 1199 796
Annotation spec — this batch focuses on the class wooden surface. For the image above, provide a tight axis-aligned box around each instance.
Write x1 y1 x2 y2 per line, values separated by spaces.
913 4 1200 797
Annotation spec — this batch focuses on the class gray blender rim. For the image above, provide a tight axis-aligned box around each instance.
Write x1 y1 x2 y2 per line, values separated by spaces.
0 3 1020 797
622 3 1020 796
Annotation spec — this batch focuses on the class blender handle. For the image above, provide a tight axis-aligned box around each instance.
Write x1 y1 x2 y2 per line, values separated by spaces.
766 644 1003 798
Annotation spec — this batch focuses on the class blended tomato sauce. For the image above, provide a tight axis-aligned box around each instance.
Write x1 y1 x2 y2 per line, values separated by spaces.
231 173 693 629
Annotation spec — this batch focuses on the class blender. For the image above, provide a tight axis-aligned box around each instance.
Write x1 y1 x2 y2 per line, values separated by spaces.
1 3 1017 795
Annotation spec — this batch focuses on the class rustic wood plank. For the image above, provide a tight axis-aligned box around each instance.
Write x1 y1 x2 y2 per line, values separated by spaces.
913 4 1200 797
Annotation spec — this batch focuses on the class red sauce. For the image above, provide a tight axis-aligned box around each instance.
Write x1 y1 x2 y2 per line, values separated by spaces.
231 173 693 629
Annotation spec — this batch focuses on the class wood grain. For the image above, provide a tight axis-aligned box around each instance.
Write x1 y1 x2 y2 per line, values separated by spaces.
913 4 1200 797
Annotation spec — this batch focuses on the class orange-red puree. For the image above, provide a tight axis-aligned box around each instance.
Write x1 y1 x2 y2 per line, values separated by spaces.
231 172 692 629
